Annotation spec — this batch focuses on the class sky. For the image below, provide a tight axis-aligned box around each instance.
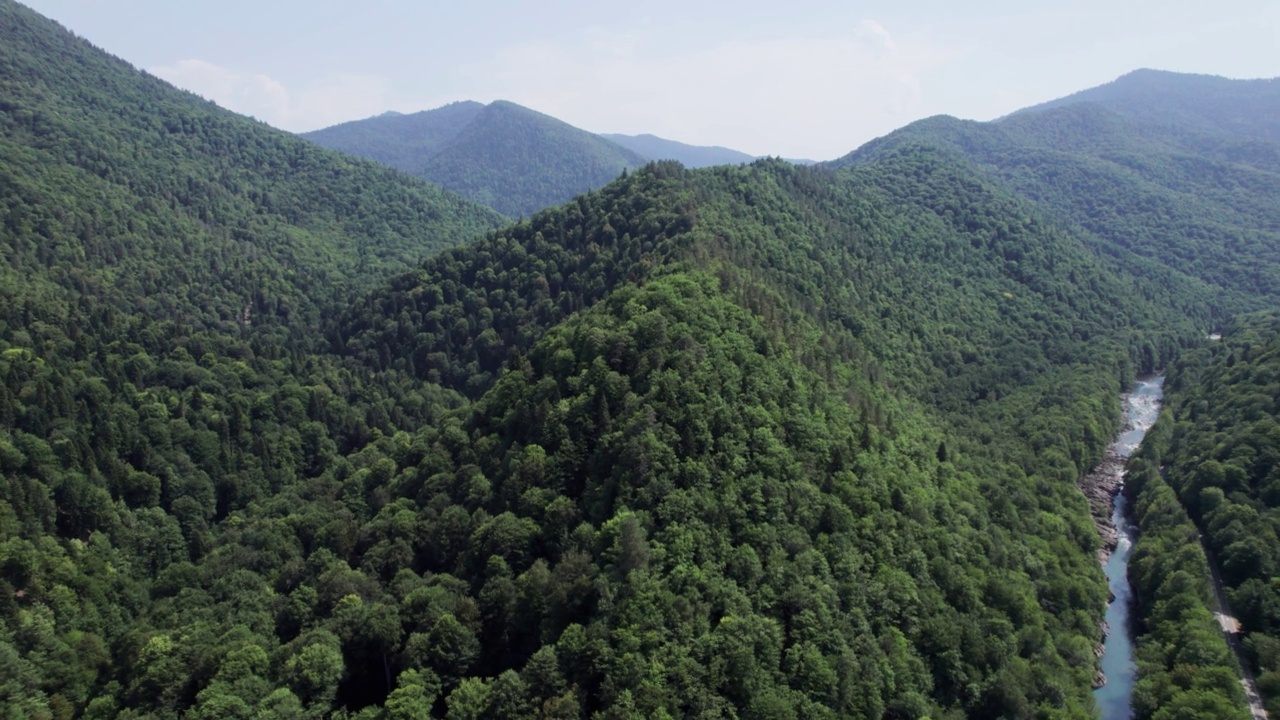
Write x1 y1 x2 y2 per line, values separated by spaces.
22 0 1280 160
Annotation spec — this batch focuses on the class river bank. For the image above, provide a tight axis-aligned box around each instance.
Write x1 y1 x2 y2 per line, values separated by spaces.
1079 448 1128 566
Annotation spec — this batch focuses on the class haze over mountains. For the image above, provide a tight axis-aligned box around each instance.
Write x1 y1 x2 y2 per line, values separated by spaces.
3 0 1280 718
1017 68 1280 143
302 102 784 216
303 102 648 218
598 134 757 168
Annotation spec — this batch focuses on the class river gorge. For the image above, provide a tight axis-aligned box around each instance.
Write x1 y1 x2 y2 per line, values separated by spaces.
1087 377 1165 720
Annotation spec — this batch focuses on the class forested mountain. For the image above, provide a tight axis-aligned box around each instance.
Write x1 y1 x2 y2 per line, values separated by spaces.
300 103 486 175
1127 311 1280 717
1017 69 1280 144
2 3 1276 718
832 72 1280 320
304 102 647 218
599 134 756 168
0 0 503 338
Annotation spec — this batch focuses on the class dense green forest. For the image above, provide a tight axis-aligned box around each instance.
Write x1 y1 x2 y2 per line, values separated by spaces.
1123 415 1251 719
1128 311 1280 717
3 1 1280 718
833 93 1280 319
0 0 504 339
838 78 1280 718
304 102 647 218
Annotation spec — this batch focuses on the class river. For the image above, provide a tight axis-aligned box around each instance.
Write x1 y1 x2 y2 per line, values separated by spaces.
1092 376 1164 720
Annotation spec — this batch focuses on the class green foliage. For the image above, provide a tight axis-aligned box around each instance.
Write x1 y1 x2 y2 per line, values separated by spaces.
833 94 1280 320
1140 311 1280 715
0 0 501 344
1125 444 1251 719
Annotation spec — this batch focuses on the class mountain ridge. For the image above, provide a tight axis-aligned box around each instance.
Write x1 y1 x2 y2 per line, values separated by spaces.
600 133 757 167
1013 68 1280 143
301 101 486 174
829 73 1280 319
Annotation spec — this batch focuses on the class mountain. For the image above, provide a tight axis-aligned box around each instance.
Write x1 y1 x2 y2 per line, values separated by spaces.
300 101 486 175
829 68 1280 720
1 7 1273 718
0 2 503 341
1017 68 1280 144
417 101 647 218
304 101 647 217
600 133 756 167
326 154 1170 719
831 73 1280 321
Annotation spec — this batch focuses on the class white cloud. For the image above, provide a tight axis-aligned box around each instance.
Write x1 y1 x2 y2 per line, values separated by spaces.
857 19 897 52
149 59 401 132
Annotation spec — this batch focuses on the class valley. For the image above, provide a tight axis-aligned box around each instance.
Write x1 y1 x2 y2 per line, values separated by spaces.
1 1 1279 719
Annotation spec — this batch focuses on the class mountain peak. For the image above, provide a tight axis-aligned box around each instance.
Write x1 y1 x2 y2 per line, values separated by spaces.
304 98 645 217
1014 68 1280 142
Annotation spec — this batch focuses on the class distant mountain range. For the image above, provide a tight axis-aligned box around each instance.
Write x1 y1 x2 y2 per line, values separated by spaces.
830 67 1280 316
302 104 793 215
599 133 756 167
1013 68 1280 143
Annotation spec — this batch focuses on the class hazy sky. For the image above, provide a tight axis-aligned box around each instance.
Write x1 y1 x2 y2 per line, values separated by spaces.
23 0 1280 160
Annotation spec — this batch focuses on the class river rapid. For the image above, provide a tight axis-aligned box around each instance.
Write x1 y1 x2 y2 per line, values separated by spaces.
1090 376 1164 720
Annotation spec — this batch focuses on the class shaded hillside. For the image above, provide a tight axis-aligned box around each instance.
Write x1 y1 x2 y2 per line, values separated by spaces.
833 98 1280 318
300 102 485 174
1019 69 1280 144
419 102 646 218
601 133 756 167
305 101 647 217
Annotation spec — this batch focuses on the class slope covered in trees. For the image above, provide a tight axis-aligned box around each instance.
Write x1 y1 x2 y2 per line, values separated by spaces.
326 153 1210 717
0 0 503 340
1123 415 1252 720
1131 311 1280 716
831 72 1280 320
304 101 647 218
1 3 1272 718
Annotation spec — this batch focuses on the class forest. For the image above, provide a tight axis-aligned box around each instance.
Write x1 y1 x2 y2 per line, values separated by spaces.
2 0 1279 718
1126 311 1280 718
833 100 1280 320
